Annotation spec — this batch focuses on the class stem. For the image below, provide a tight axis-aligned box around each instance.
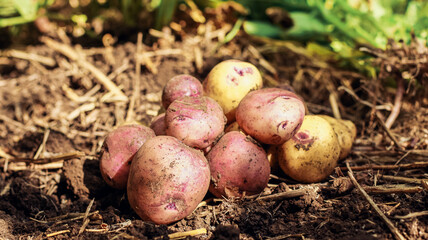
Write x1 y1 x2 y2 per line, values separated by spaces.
346 163 406 240
385 77 404 129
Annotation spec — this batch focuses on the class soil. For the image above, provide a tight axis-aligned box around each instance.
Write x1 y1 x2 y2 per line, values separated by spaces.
0 11 427 240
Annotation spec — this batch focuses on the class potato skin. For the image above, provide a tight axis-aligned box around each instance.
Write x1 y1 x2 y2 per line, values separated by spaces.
267 145 280 173
165 96 226 149
278 115 340 183
319 115 356 160
207 131 270 198
203 59 263 123
161 74 204 109
127 136 210 225
236 88 305 145
99 124 156 189
224 121 244 133
150 113 166 136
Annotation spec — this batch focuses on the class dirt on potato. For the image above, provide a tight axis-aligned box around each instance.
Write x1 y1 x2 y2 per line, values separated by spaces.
0 11 427 240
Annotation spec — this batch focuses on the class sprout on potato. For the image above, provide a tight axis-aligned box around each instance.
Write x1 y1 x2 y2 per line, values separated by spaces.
203 59 263 123
277 115 340 183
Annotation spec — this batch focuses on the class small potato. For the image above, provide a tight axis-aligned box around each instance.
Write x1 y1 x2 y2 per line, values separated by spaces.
278 115 340 183
203 59 263 122
236 88 305 145
127 136 210 225
207 131 270 198
165 96 226 149
162 74 204 109
267 145 280 173
339 119 357 140
150 113 166 136
319 115 357 160
99 124 155 189
224 121 244 133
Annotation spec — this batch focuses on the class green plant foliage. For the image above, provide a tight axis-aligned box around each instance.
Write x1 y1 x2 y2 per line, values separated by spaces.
243 20 283 38
155 0 179 29
0 0 52 27
235 0 427 77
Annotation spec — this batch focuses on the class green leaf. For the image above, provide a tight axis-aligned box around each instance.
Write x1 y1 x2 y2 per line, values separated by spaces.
223 17 244 43
243 20 283 38
155 0 178 29
284 12 329 40
13 0 37 20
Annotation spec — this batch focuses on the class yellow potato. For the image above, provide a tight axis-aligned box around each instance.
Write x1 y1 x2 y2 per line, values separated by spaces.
319 115 356 160
203 59 263 122
267 145 280 173
224 121 244 133
278 115 340 183
339 119 357 140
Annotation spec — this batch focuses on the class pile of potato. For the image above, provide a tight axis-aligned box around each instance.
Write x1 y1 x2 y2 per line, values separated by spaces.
99 60 356 225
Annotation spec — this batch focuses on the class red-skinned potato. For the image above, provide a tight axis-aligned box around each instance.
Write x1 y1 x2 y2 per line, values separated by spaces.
127 136 210 225
150 113 166 136
207 131 270 198
278 115 340 183
235 88 305 145
165 96 226 149
99 124 155 189
162 74 204 109
203 59 263 123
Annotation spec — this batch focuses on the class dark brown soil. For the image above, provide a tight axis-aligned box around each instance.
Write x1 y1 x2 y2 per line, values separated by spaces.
0 15 427 240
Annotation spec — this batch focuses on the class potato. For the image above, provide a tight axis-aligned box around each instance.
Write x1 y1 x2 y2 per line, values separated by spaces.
165 96 226 149
99 124 155 189
203 59 263 122
235 88 305 145
162 74 204 109
207 131 270 198
127 136 210 225
267 145 280 173
340 118 357 140
318 115 357 160
224 121 244 133
278 115 340 183
150 113 166 136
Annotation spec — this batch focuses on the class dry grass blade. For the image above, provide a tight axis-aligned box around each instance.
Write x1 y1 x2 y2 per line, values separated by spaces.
40 36 128 101
45 229 71 238
363 185 423 194
141 48 182 57
393 211 428 219
340 162 428 171
246 188 307 201
381 175 428 184
166 228 207 240
7 151 85 164
126 32 143 123
346 162 406 240
33 129 50 160
30 211 99 225
78 198 95 235
266 233 305 240
375 112 404 150
4 49 56 67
